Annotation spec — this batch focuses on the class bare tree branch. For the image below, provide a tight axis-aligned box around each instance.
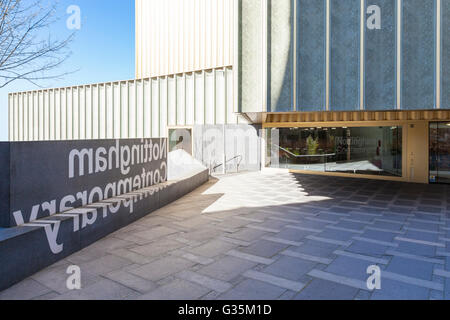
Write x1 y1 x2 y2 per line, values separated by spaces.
0 0 74 88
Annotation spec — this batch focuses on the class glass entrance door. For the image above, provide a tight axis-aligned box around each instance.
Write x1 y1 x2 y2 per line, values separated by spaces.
430 122 450 184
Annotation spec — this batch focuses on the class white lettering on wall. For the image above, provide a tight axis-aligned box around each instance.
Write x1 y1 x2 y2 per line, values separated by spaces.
15 139 168 255
69 148 93 178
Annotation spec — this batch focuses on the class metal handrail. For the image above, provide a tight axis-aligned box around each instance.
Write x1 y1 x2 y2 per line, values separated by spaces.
212 155 243 172
275 145 335 158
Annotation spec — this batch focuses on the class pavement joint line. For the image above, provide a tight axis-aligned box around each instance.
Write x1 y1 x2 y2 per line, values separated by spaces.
344 200 369 204
413 210 444 217
267 216 302 224
388 203 417 208
361 206 390 211
307 269 369 291
364 226 405 235
219 236 252 247
380 211 414 217
341 218 374 225
333 250 389 264
175 252 216 266
242 270 305 292
352 236 399 247
381 271 444 291
285 210 316 217
285 225 322 233
226 250 275 265
320 212 351 217
305 217 339 225
349 211 382 218
436 251 450 257
433 269 450 279
278 204 303 210
246 225 281 233
385 250 445 264
305 235 352 247
404 227 444 235
374 218 408 225
201 215 224 222
257 209 284 215
176 270 232 293
233 216 265 223
408 218 446 226
325 225 364 234
281 250 333 264
261 236 303 247
394 236 445 248
212 225 239 233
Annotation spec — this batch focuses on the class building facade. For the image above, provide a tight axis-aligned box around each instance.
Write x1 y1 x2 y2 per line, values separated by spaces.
237 0 450 184
8 0 450 184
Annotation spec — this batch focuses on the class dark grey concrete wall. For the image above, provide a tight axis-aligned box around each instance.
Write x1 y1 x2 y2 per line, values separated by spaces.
193 124 262 174
1 139 167 228
0 143 10 228
0 169 209 292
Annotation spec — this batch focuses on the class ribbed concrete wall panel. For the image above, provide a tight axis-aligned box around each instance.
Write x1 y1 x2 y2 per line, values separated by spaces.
9 67 235 141
135 0 234 78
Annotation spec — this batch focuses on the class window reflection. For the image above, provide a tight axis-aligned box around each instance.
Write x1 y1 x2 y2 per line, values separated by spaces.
430 122 450 184
266 126 402 177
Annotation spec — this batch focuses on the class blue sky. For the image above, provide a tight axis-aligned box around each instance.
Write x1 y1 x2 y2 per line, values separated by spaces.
0 0 135 141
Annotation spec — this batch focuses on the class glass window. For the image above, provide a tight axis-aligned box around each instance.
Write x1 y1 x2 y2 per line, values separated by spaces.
168 128 193 155
266 126 402 177
429 122 450 184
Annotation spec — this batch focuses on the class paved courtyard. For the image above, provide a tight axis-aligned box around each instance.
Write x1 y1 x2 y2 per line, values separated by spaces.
1 170 450 300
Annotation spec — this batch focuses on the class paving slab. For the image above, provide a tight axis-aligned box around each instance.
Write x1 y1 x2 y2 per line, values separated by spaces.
128 256 196 282
197 256 258 282
137 278 210 300
262 256 317 281
2 172 450 300
217 279 286 300
0 279 53 300
294 278 359 300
